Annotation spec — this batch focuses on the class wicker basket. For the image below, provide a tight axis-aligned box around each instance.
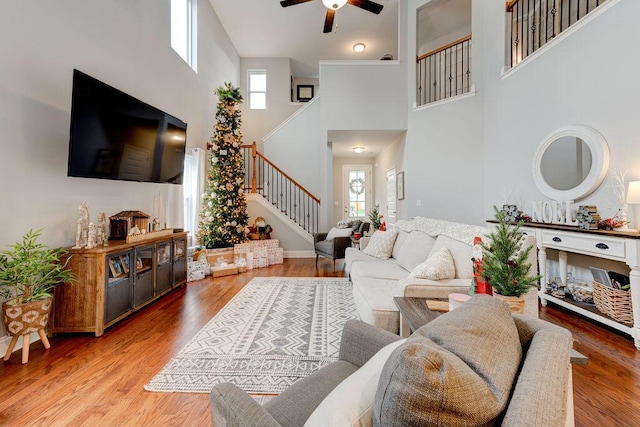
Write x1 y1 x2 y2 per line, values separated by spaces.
593 281 633 326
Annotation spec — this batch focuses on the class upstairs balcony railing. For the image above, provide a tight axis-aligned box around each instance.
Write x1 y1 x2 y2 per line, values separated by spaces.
507 0 609 67
241 142 320 235
416 35 472 107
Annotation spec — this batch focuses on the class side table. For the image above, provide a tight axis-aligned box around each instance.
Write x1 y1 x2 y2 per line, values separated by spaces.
350 237 361 249
393 297 446 337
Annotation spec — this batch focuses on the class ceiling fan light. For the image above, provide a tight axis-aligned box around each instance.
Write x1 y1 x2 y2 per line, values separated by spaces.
353 43 366 53
322 0 348 10
352 146 365 154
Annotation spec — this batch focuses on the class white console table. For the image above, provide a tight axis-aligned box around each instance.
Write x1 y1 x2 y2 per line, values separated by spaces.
520 222 640 349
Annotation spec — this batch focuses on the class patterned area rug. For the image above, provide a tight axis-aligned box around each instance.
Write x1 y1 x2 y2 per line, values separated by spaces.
144 277 358 394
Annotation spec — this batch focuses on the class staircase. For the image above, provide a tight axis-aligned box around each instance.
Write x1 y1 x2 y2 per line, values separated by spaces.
241 142 320 235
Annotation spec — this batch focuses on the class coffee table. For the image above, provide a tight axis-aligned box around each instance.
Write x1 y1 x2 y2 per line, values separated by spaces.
394 297 447 337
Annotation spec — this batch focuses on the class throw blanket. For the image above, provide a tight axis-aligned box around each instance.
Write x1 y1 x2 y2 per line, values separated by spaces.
393 217 490 245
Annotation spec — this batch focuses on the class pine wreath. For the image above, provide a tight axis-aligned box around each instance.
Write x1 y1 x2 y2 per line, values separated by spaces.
349 177 365 195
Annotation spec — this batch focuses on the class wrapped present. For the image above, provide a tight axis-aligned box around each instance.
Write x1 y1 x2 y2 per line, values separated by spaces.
234 242 252 255
187 269 206 282
206 247 234 265
211 264 239 277
255 257 268 269
269 247 284 265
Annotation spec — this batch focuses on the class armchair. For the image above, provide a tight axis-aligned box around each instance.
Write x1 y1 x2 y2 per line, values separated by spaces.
314 222 369 271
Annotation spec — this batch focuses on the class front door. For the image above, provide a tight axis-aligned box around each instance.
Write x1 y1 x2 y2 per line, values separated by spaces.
342 164 372 221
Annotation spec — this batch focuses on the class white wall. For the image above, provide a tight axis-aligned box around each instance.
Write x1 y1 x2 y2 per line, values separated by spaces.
402 0 485 226
320 61 407 131
240 58 301 150
0 0 239 339
374 135 407 221
263 98 324 197
482 0 639 220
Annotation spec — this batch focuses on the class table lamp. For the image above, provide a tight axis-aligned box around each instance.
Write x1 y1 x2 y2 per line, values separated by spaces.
626 181 640 231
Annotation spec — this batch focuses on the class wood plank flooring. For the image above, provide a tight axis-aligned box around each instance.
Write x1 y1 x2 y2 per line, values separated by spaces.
0 258 638 426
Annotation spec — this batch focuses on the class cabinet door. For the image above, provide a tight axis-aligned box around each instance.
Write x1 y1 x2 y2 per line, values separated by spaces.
173 237 187 286
105 251 133 323
156 240 172 294
133 244 154 307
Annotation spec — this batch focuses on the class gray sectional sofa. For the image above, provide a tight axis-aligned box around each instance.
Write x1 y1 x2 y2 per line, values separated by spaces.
345 217 539 333
210 295 575 426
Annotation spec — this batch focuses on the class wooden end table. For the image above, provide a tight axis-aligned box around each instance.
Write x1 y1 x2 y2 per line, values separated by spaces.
394 297 447 337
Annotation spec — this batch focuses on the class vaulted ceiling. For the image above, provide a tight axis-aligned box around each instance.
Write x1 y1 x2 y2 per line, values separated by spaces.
208 0 399 78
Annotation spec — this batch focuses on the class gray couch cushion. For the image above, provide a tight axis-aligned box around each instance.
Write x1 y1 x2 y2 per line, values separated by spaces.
395 231 436 272
428 234 474 279
373 295 522 426
314 240 333 255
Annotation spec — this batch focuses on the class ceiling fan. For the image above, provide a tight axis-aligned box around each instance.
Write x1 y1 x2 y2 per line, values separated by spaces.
280 0 384 34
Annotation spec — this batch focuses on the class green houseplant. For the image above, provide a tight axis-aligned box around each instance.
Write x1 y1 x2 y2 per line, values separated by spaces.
368 203 382 230
475 208 539 313
1 229 74 362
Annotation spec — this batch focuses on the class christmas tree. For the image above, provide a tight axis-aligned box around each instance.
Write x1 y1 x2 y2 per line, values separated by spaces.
475 207 539 297
197 83 249 248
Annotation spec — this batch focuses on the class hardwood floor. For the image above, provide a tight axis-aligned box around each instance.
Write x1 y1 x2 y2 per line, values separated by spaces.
0 258 638 426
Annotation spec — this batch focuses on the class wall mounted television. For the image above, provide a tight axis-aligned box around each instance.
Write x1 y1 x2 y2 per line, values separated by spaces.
68 69 187 185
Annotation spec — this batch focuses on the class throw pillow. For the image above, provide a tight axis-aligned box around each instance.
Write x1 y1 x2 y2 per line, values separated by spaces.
362 230 398 260
396 231 437 272
373 295 522 426
326 227 353 241
304 339 406 427
408 247 455 280
428 235 474 279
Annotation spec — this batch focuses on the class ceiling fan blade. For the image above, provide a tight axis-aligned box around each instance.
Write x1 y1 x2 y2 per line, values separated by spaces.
323 9 336 33
348 0 383 14
280 0 313 7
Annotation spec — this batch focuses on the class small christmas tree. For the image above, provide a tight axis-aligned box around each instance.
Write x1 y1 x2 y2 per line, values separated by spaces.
369 203 382 230
197 83 249 248
476 207 539 297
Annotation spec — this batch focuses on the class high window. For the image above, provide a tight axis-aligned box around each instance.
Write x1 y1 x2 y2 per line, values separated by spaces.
171 0 197 71
248 70 267 110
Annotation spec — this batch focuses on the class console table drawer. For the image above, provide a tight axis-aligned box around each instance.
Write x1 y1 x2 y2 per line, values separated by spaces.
540 231 625 259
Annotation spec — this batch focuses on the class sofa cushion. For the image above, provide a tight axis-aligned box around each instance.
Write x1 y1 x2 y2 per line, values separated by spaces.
373 295 522 426
351 261 409 281
395 231 436 272
408 247 455 280
428 235 474 279
314 240 333 255
304 339 406 427
390 230 409 260
326 227 353 241
362 230 398 260
352 278 400 333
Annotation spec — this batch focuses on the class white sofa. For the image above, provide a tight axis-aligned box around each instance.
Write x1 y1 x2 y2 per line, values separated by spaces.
345 217 539 333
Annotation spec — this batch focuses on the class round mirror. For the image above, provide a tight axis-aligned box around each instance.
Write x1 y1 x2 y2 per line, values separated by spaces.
532 125 609 201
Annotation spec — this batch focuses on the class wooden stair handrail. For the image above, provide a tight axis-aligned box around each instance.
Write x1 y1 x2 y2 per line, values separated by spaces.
242 143 321 204
416 34 472 62
506 1 518 12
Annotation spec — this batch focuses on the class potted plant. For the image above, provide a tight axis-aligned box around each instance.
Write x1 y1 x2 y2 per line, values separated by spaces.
475 208 539 313
369 203 382 231
0 229 74 363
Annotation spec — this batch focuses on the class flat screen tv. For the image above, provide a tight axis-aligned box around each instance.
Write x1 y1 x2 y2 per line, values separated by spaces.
68 69 187 184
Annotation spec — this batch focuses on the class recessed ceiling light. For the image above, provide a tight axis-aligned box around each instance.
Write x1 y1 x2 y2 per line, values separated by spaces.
353 43 366 53
352 146 365 154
